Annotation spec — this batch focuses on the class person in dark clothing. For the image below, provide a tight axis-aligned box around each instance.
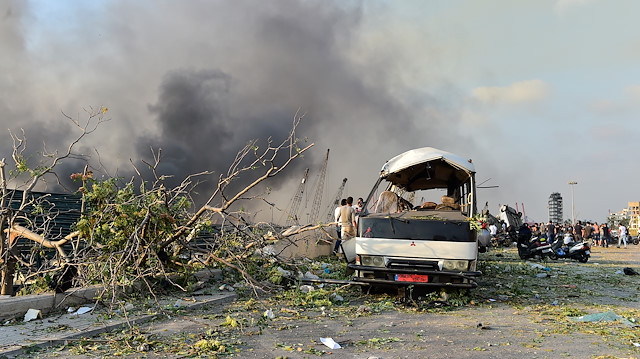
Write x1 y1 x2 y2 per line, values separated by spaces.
600 223 609 247
546 221 555 243
583 222 593 246
573 221 583 242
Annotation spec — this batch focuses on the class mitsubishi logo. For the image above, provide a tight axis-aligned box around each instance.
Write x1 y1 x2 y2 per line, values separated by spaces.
410 241 416 246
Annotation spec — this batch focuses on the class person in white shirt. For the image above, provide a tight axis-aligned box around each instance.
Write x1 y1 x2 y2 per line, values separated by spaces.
618 224 628 248
489 223 498 237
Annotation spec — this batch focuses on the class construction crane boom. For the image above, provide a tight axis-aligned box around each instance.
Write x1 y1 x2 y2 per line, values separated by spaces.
283 168 309 226
326 178 348 222
309 149 329 223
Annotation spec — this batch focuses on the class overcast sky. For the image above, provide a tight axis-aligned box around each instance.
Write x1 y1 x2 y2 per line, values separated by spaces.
1 0 638 224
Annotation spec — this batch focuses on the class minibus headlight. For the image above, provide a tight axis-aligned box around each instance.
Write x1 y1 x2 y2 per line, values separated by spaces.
360 255 385 267
443 260 469 271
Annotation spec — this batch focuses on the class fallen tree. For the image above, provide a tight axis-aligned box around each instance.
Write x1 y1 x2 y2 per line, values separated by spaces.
0 107 106 295
1 109 336 307
72 111 323 304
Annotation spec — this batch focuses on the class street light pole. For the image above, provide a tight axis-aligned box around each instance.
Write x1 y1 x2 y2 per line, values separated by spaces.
568 181 578 224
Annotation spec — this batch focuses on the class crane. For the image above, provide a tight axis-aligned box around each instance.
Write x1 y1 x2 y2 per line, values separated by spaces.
283 168 309 226
309 149 329 223
326 178 348 222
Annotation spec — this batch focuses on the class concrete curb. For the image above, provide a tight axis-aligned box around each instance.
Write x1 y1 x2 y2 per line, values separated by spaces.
0 268 223 321
0 268 230 358
0 286 102 322
0 291 236 358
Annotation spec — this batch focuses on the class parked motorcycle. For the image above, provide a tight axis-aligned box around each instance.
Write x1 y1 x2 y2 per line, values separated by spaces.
516 225 552 260
549 232 590 263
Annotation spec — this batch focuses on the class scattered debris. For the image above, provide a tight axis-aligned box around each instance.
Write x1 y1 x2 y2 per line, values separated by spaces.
303 271 320 280
300 285 315 293
535 273 548 278
24 308 42 322
276 266 292 277
571 311 635 326
529 263 547 270
219 284 235 292
174 299 190 307
72 306 94 316
331 293 344 302
623 267 638 275
264 309 275 319
320 337 342 349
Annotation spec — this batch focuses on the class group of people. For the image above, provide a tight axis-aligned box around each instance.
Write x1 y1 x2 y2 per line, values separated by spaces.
534 220 629 248
332 196 364 254
489 219 631 249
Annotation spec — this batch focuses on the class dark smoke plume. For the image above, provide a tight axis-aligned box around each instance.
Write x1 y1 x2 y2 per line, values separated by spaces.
1 0 468 220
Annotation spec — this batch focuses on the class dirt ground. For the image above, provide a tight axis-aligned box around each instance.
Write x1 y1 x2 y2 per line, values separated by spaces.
30 245 640 359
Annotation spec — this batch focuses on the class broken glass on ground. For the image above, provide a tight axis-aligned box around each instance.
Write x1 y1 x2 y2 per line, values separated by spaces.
570 310 635 326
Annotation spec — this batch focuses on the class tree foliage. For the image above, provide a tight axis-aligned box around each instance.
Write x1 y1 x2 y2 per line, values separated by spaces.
1 109 323 309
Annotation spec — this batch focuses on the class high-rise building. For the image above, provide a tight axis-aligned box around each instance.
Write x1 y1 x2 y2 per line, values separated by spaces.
548 192 563 224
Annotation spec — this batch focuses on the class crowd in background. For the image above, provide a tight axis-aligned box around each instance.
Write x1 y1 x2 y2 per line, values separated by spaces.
528 220 629 248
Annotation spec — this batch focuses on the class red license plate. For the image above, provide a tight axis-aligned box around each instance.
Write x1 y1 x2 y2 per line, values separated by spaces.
395 274 429 283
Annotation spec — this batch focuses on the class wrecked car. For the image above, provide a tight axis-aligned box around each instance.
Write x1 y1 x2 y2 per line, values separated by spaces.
343 147 482 289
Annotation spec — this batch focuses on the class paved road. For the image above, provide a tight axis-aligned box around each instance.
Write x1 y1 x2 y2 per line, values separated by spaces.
13 246 640 358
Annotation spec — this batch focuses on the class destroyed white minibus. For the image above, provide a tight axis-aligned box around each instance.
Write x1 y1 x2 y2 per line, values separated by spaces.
343 147 481 289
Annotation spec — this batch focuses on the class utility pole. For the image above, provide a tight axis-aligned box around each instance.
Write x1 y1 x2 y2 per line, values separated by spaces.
568 181 578 224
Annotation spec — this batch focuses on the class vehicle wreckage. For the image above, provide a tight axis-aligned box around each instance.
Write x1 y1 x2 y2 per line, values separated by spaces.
330 147 483 290
286 147 482 289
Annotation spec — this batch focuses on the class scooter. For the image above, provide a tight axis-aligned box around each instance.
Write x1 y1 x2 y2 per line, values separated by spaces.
549 232 590 263
516 225 552 260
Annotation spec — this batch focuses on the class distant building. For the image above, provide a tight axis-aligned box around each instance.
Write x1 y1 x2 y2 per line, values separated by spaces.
548 192 563 224
628 201 639 236
608 203 638 231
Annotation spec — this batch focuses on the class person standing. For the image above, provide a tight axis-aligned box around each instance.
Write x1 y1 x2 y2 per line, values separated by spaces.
353 197 363 216
601 223 610 247
333 199 346 254
593 222 600 246
618 223 628 248
339 197 357 243
573 221 583 242
546 221 555 243
583 222 593 246
353 197 364 225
